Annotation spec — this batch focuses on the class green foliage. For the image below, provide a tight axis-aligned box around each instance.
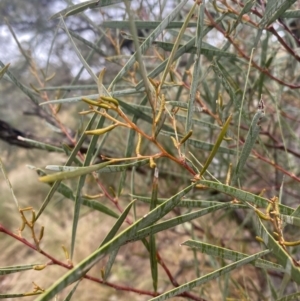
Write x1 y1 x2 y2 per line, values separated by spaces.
2 1 300 300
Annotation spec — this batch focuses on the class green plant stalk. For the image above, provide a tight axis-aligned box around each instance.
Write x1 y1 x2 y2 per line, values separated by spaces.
199 180 294 215
236 47 255 167
200 114 232 177
0 158 19 208
158 1 197 93
232 104 265 184
149 250 270 301
150 170 158 292
39 160 115 183
0 63 10 79
185 1 205 134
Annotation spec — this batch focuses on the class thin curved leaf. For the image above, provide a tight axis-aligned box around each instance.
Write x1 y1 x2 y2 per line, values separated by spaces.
45 159 149 173
200 114 232 176
39 160 115 183
0 63 10 80
0 158 18 208
149 250 270 301
132 203 229 242
0 264 42 275
17 137 64 153
277 291 300 301
186 1 205 133
35 168 118 218
99 200 134 280
63 280 81 301
134 195 247 209
50 0 126 19
71 115 107 258
149 170 159 292
282 9 300 18
259 0 297 28
103 21 197 29
153 40 238 58
0 60 42 107
0 292 41 298
199 180 295 215
232 102 265 184
60 16 98 84
100 200 134 247
182 240 285 273
159 130 236 154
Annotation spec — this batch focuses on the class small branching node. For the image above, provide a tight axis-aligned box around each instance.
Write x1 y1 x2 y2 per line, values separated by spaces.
193 174 208 189
54 103 61 115
149 157 156 169
154 94 165 125
179 130 193 146
23 282 45 296
81 97 113 110
18 207 43 251
255 208 271 221
85 124 118 136
100 96 119 107
225 163 232 185
136 133 142 157
212 0 227 13
45 72 55 82
33 264 47 271
83 193 104 199
62 245 73 267
32 282 45 293
148 77 159 89
170 136 179 149
109 186 117 198
258 188 266 197
79 109 95 115
216 92 223 114
231 198 240 204
255 236 264 243
38 226 44 241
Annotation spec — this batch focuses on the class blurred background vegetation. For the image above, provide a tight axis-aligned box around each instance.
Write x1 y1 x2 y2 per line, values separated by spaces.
2 0 300 300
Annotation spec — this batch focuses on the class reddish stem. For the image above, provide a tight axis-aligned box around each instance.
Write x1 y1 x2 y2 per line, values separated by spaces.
0 224 205 300
204 9 300 89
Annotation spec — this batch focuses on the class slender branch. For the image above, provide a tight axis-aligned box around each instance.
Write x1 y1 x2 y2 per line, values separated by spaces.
205 9 300 89
0 223 205 301
253 150 300 183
